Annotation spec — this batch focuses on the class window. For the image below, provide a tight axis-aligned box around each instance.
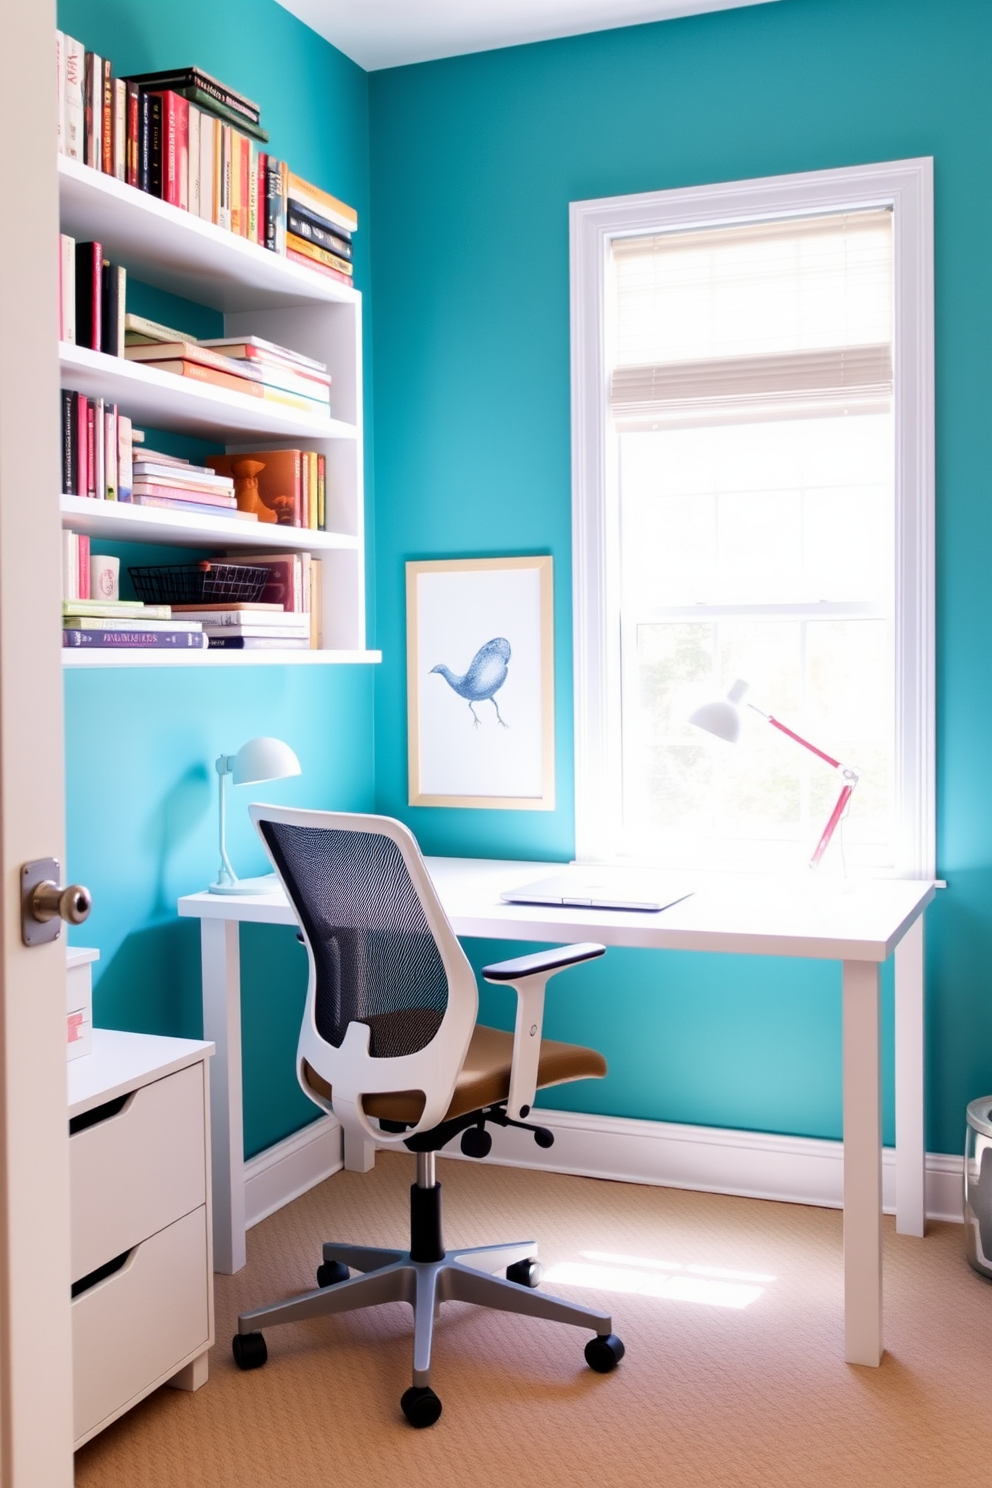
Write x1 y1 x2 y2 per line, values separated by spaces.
571 162 934 876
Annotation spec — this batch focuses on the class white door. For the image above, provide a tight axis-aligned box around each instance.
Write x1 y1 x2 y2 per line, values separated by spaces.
0 0 76 1479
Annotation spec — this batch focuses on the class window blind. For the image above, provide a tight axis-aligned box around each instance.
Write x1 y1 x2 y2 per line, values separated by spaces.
609 210 893 430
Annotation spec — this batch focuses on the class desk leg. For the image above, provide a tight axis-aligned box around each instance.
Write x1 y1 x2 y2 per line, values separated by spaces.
201 919 246 1275
895 915 926 1237
842 959 883 1366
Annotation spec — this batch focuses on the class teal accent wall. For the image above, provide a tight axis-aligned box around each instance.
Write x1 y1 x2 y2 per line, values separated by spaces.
54 0 992 1165
57 0 375 1158
368 0 992 1155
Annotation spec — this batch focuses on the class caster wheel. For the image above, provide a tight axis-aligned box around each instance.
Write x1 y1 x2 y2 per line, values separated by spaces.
317 1260 350 1287
507 1257 543 1288
460 1126 493 1159
585 1333 625 1374
401 1385 443 1428
232 1331 267 1370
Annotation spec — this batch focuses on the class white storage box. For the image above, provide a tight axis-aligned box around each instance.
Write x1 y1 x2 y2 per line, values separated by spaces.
66 946 98 1060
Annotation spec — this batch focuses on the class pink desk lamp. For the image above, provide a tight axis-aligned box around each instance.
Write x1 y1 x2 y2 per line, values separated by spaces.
689 679 860 869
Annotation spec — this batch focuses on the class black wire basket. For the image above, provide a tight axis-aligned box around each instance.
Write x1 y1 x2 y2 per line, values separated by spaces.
128 562 270 606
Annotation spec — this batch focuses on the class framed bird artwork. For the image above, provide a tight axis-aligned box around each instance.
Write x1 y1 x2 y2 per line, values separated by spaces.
406 556 555 809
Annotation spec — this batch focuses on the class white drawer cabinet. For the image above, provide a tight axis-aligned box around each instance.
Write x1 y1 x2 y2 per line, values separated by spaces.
68 1029 214 1449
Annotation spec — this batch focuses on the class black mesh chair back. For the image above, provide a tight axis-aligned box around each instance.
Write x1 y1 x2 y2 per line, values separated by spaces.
259 819 450 1060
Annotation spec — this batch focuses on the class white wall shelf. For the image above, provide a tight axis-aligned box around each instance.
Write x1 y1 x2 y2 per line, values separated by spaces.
60 344 356 444
60 494 358 550
59 154 370 660
62 647 381 669
58 154 359 314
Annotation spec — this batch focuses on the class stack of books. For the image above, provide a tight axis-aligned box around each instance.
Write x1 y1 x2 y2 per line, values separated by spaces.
124 315 332 418
207 446 327 529
130 448 250 520
168 602 311 650
59 236 126 354
286 173 355 287
217 551 322 647
56 33 358 277
62 599 207 651
61 392 134 500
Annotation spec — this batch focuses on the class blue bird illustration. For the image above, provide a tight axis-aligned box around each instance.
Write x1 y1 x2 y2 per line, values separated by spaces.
430 637 511 728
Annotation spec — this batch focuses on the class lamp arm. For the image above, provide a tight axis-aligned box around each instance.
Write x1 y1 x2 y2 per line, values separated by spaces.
753 708 842 770
809 768 859 870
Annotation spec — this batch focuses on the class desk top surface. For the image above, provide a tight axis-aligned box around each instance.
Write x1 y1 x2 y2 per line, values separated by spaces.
179 857 935 962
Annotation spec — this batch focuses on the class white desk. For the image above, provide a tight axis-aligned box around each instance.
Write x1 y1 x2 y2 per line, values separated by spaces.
179 859 933 1367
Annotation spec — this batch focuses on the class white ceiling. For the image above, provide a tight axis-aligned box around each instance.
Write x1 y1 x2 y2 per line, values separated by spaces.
275 0 783 73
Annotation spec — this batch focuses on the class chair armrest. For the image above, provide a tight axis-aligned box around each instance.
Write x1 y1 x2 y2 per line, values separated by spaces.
481 943 605 981
482 943 605 1120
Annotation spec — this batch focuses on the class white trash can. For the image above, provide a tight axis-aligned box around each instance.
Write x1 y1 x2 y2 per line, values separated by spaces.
965 1096 992 1277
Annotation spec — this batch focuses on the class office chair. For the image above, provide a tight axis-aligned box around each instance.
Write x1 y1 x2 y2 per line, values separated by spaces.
232 806 625 1427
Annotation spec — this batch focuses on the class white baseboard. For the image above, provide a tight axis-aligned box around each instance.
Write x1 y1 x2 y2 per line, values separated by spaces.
440 1108 965 1225
244 1114 342 1230
242 1106 964 1230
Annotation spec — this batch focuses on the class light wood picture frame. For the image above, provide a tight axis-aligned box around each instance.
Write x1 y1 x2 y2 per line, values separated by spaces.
407 556 555 810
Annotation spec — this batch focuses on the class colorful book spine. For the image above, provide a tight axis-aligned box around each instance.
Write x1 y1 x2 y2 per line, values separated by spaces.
285 247 352 286
126 81 139 186
112 77 127 180
287 206 352 260
286 232 352 278
265 157 286 254
188 105 201 218
101 58 113 173
63 36 85 160
74 241 102 351
59 234 76 343
84 52 101 168
100 262 126 357
63 629 208 649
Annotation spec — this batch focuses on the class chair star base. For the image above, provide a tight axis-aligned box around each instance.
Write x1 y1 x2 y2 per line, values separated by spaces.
233 1169 623 1425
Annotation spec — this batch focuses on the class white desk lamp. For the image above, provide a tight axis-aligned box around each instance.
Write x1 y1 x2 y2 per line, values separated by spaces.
689 679 859 870
210 736 301 895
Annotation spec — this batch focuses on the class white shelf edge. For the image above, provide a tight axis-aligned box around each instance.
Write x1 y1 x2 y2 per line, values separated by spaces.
59 494 359 551
62 648 381 669
60 343 357 443
57 154 360 312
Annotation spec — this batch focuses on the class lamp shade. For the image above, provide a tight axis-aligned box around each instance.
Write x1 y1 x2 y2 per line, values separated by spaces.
688 679 750 743
231 736 301 787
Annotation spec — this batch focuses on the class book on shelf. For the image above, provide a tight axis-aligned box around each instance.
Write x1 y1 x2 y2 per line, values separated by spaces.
62 34 84 161
130 482 237 508
285 248 352 287
285 232 352 279
122 67 262 127
208 636 310 650
64 629 208 650
65 616 204 632
63 599 171 619
286 206 352 261
197 336 328 376
287 172 357 235
130 494 259 521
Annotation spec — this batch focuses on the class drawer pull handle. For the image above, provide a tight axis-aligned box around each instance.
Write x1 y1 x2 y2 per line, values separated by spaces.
72 1248 132 1299
69 1093 130 1135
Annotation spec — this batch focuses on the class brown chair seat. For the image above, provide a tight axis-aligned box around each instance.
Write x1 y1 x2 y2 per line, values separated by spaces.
303 1022 606 1128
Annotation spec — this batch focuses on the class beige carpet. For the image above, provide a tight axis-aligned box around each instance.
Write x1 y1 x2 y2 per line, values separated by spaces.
75 1154 992 1488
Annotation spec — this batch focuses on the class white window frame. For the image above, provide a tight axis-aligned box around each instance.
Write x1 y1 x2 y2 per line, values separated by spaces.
570 159 935 878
